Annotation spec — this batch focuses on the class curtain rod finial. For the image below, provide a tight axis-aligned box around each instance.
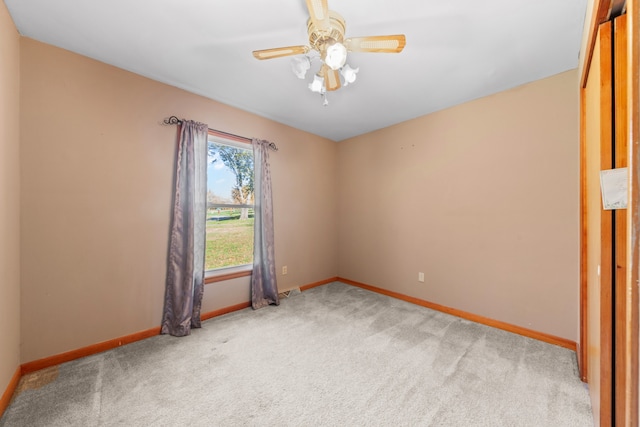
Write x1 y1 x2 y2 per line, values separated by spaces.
163 116 182 125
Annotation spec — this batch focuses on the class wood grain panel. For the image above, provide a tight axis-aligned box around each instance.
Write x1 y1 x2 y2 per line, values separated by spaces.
581 0 614 88
625 0 640 424
580 76 589 381
583 20 613 425
598 21 614 427
613 13 630 426
205 269 252 284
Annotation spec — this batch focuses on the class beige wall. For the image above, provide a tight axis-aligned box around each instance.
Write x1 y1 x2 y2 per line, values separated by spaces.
15 27 579 363
0 0 21 397
337 70 580 341
19 38 338 363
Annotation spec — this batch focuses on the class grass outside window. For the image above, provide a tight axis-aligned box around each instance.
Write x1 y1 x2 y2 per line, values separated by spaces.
205 210 254 271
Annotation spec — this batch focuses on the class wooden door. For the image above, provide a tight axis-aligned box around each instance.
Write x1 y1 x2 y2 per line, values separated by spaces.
613 14 631 426
582 13 633 426
583 20 613 425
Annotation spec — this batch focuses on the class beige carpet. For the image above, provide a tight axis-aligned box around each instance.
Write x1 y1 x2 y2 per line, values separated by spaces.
1 281 593 426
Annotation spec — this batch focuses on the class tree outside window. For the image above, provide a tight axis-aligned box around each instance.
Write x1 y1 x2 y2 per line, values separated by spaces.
206 136 254 271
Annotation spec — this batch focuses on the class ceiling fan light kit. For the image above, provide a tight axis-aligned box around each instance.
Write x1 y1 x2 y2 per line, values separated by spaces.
291 56 311 79
252 0 405 106
341 64 359 86
324 42 347 70
309 73 325 93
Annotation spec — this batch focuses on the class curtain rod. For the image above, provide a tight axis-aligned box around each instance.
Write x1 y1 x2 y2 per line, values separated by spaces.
163 116 278 151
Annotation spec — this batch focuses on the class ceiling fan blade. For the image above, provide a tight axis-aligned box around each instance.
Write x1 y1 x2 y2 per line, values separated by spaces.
345 35 406 53
252 45 310 60
322 64 341 91
305 0 330 31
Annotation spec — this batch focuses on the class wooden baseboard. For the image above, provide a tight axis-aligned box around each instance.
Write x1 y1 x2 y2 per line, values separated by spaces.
201 302 251 321
337 277 577 351
21 327 162 375
300 277 339 291
0 366 21 419
19 300 258 376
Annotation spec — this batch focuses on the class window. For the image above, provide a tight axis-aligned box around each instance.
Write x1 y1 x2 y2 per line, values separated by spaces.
206 135 254 272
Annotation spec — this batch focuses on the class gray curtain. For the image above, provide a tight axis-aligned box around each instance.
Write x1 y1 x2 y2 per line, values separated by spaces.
161 120 208 336
251 139 279 309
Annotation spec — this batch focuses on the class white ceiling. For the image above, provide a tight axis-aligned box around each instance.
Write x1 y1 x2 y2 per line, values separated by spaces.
5 0 587 142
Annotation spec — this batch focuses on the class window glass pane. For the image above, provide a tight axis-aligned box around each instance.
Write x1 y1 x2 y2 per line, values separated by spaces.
206 137 254 271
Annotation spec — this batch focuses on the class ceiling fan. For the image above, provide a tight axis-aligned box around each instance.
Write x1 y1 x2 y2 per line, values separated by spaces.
252 0 406 100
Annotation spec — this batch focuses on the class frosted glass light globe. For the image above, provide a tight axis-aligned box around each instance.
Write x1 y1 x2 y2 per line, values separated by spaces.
341 64 359 85
325 42 347 70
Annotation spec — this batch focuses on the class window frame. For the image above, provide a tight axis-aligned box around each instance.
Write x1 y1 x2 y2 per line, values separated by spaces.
204 132 254 282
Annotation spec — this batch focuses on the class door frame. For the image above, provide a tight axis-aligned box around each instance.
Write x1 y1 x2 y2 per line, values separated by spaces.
579 1 639 425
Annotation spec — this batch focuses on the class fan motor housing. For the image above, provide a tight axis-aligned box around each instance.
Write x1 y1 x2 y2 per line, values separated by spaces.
307 11 346 54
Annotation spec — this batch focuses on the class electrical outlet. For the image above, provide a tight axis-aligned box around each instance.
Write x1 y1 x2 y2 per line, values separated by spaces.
418 272 425 283
282 266 288 275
